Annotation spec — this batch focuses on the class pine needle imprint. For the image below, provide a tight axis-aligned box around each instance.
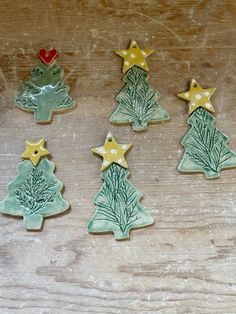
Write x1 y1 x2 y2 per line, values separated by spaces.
110 66 169 130
95 164 141 233
15 168 57 215
186 108 232 174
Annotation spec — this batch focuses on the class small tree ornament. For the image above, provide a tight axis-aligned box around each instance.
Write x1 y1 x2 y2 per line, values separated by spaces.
109 40 170 131
0 139 69 230
15 48 75 123
178 79 236 179
87 132 154 240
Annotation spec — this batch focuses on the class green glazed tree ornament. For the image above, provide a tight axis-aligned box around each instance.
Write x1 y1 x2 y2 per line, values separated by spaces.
0 139 69 230
110 40 170 131
178 79 236 179
15 48 76 123
87 132 154 240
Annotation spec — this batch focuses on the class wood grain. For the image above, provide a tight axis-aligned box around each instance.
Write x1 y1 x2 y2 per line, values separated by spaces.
0 0 236 313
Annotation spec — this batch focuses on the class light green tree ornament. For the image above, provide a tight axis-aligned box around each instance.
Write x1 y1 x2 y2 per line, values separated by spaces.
110 40 170 131
178 79 236 179
15 49 75 123
87 133 154 240
0 139 69 230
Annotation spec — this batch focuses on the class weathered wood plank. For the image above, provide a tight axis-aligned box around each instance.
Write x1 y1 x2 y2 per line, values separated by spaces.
0 0 236 313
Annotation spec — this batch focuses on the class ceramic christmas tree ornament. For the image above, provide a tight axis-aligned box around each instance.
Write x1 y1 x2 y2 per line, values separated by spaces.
110 40 170 131
178 79 236 179
0 139 69 230
15 48 75 123
87 132 154 240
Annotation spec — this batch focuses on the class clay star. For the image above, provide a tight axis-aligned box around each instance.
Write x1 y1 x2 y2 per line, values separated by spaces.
178 79 216 114
115 40 154 73
21 139 49 166
92 132 132 171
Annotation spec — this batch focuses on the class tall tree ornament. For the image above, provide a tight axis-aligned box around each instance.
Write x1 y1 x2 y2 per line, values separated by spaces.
87 132 154 240
110 40 170 131
178 79 236 179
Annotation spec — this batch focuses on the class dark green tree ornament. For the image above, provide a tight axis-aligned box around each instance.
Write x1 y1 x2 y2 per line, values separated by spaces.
178 79 236 179
87 132 154 240
110 40 170 131
0 139 69 230
15 48 75 123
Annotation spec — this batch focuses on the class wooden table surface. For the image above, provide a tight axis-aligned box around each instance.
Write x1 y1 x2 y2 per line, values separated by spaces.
0 1 236 313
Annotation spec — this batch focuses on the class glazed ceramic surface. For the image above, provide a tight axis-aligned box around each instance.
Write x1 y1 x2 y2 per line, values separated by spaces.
87 163 154 240
0 158 69 230
178 107 236 179
15 60 75 123
110 66 169 131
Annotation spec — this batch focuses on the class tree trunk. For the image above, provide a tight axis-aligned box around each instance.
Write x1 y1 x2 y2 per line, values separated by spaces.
23 214 44 230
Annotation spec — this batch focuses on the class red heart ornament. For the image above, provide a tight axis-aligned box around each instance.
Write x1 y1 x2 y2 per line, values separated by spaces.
39 48 58 65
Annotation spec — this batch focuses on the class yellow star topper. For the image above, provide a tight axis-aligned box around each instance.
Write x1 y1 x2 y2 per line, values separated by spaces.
92 132 132 171
21 139 49 166
115 39 154 73
178 79 216 114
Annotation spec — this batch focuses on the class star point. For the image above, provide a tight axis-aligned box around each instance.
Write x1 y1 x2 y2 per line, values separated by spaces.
178 79 216 114
21 138 49 166
92 133 132 171
115 40 154 73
